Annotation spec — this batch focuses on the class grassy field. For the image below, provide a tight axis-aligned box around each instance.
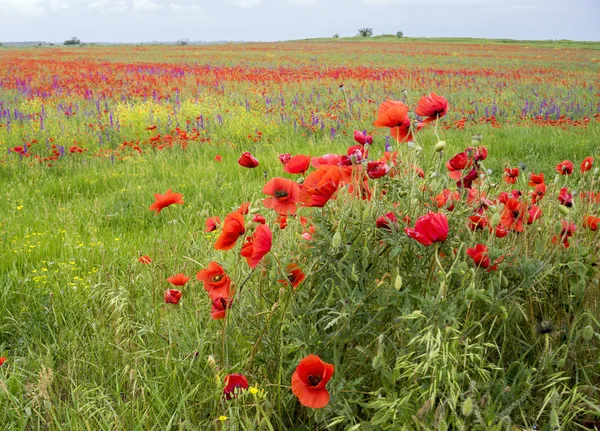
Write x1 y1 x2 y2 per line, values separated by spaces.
0 40 599 430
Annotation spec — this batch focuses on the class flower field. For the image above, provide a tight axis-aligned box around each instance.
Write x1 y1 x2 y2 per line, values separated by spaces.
0 40 599 430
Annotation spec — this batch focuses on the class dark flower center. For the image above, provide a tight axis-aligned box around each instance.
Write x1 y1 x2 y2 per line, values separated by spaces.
274 189 289 198
308 375 322 387
213 274 223 282
512 210 520 218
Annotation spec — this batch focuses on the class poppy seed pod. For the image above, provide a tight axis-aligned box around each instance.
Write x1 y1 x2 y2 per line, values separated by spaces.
434 141 446 152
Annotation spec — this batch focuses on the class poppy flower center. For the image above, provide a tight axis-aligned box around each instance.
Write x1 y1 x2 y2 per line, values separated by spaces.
512 210 520 218
213 274 223 282
307 375 322 387
274 189 289 198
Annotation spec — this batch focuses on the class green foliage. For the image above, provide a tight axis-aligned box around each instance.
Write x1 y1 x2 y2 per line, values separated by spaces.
357 28 373 37
63 37 80 46
396 31 404 38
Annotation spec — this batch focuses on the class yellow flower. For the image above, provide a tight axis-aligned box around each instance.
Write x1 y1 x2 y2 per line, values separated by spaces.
218 416 228 422
249 386 259 395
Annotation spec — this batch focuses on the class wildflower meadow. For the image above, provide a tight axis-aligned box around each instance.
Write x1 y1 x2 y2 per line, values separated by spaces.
0 39 599 430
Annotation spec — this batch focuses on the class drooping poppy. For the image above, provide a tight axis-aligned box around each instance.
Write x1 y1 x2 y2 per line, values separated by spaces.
373 100 409 128
466 244 491 269
580 156 594 173
205 216 221 232
291 355 334 409
240 224 272 269
284 155 311 175
353 130 373 146
558 187 573 207
211 295 234 320
238 152 259 168
279 263 305 289
223 374 249 400
164 289 182 304
583 215 600 231
503 168 519 184
214 212 246 250
167 274 190 286
457 169 479 189
279 153 292 165
415 92 449 123
404 212 449 246
366 160 389 179
376 212 398 230
556 160 574 175
252 214 266 224
263 178 300 215
149 189 184 214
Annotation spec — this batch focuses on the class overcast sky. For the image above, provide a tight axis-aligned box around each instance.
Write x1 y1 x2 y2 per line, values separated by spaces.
0 0 598 43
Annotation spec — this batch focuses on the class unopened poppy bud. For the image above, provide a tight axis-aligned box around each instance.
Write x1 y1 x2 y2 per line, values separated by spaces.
200 209 209 218
487 205 497 214
582 325 594 341
471 134 483 142
429 171 439 178
376 280 385 288
249 208 260 214
554 174 560 184
350 265 359 282
594 167 599 176
556 358 566 368
465 287 476 300
297 177 304 185
401 89 408 98
462 397 473 416
371 354 382 370
501 275 509 287
471 140 479 146
558 205 570 215
207 355 216 369
499 306 508 320
407 141 415 149
434 141 446 152
490 212 501 228
331 231 342 248
394 274 403 291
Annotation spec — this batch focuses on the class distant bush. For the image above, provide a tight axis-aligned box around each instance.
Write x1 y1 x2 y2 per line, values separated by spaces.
177 38 190 46
64 37 80 46
333 34 339 39
397 31 404 38
357 28 373 37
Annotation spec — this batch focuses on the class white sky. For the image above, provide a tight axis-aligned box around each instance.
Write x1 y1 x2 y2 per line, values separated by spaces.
0 0 598 43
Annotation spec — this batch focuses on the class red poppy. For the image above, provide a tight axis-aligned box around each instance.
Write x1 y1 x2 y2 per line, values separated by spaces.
556 160 573 175
277 214 288 229
280 263 305 289
139 255 152 264
238 152 259 168
279 153 292 165
205 216 221 232
164 289 182 304
435 190 460 211
373 100 409 128
583 215 600 231
404 212 449 246
263 178 300 215
167 274 190 286
223 373 249 400
366 160 389 179
415 92 449 123
300 165 342 207
500 198 526 232
580 191 600 204
494 225 510 238
468 213 488 231
376 212 398 230
580 156 593 173
214 212 246 250
457 169 479 189
240 224 272 268
252 214 266 224
284 155 311 175
531 183 547 204
466 244 491 269
528 173 545 186
196 262 231 297
526 205 543 224
311 154 342 168
552 221 576 248
237 202 251 215
471 146 488 162
149 189 184 214
0 357 6 366
211 295 234 320
353 130 373 146
389 117 423 143
558 187 573 207
214 154 222 162
291 355 334 409
503 168 519 184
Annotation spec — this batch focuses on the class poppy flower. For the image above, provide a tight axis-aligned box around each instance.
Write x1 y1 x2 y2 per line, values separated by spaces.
415 92 449 123
466 244 491 269
214 212 246 250
205 216 221 232
300 166 342 207
527 206 543 224
580 156 593 173
528 173 545 186
223 374 249 400
494 225 510 238
468 213 488 231
237 202 251 215
238 152 259 168
558 187 573 207
214 154 222 162
552 221 576 248
149 189 184 214
280 263 305 289
389 117 424 143
366 161 389 179
252 214 266 224
211 296 234 320
503 168 519 184
556 160 573 175
373 100 409 128
311 154 342 168
580 191 600 204
291 355 334 409
240 224 272 268
353 130 373 146
277 214 288 229
164 289 182 304
405 212 449 246
139 255 152 264
263 177 300 215
500 198 526 232
279 153 292 165
583 215 600 231
0 357 6 366
284 155 311 175
457 169 479 189
167 274 190 286
196 262 231 296
435 190 460 211
376 212 398 230
471 146 488 162
531 183 547 204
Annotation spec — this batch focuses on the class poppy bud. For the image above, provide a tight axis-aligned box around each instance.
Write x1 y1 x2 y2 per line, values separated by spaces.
582 325 594 341
556 358 566 368
434 141 446 152
501 275 509 287
558 205 570 216
200 209 209 218
401 89 408 98
350 265 359 282
249 207 260 214
499 306 508 320
394 274 403 291
490 212 501 228
471 134 483 142
594 168 599 176
331 231 342 249
554 174 560 184
371 354 382 370
462 397 473 417
550 407 559 429
207 355 217 369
